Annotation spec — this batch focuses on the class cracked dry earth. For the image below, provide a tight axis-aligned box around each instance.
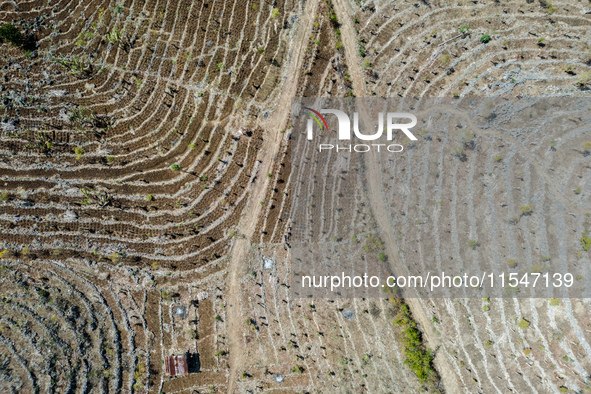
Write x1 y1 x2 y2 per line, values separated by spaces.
0 0 591 393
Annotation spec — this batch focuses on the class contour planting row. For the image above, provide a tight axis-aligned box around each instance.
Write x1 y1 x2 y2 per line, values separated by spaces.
229 245 426 393
0 0 302 270
374 107 591 392
0 255 232 393
0 128 260 269
354 0 591 97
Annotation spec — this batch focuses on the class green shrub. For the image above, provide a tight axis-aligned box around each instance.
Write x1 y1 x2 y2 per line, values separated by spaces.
393 302 436 383
480 35 491 44
578 72 591 87
170 164 181 171
358 44 366 57
517 318 530 329
292 365 304 373
581 234 591 252
74 147 85 159
523 348 532 356
0 24 24 46
520 205 533 216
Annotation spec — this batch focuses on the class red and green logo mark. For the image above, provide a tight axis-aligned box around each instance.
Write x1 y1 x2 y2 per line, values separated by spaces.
303 107 328 131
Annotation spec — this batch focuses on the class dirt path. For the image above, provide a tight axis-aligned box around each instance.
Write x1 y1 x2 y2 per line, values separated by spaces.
331 0 459 391
333 0 366 96
225 2 318 392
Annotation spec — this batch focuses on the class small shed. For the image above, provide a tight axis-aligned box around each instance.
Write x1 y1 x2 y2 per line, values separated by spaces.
164 354 189 377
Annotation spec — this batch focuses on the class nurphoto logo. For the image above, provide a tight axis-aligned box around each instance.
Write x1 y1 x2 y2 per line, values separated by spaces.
303 107 418 152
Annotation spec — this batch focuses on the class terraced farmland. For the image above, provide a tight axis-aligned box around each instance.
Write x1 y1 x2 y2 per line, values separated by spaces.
1 0 590 392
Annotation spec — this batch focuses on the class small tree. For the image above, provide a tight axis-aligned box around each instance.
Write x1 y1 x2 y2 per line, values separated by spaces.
291 365 304 374
520 205 533 216
480 35 491 44
0 24 24 46
74 147 85 160
517 318 530 329
171 164 181 171
578 72 591 89
581 234 591 252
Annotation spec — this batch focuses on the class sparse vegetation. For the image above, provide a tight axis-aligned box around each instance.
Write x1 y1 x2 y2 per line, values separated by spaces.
520 205 533 216
74 147 85 160
517 318 530 329
0 2 589 393
507 259 518 268
581 234 591 252
291 365 304 374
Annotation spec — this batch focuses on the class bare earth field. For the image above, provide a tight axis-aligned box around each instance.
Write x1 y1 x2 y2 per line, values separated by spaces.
0 0 590 393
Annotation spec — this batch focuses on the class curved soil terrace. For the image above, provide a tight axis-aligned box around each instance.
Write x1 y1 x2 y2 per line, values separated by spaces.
0 0 590 392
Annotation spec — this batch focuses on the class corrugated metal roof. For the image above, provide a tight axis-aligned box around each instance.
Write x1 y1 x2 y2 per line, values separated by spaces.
164 355 189 377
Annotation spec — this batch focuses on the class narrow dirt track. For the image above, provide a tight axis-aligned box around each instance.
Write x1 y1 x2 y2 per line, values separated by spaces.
331 0 459 391
225 1 318 391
